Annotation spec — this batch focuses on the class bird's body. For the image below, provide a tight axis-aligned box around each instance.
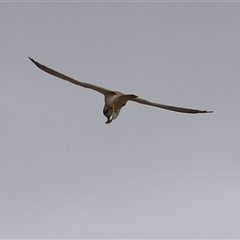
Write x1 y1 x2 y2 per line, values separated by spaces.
29 57 213 124
104 91 138 123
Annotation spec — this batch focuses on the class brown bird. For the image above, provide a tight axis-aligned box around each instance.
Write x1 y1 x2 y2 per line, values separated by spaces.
29 57 213 124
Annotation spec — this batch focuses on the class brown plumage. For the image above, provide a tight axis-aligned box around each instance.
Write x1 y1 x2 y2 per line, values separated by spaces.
29 57 213 124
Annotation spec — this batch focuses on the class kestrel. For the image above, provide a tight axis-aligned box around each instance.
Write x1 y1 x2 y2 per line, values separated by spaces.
29 57 213 124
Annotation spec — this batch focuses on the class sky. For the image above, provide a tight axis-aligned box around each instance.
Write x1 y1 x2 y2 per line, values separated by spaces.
1 2 240 239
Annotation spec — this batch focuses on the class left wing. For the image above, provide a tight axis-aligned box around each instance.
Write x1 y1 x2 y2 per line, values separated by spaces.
28 57 112 96
131 97 213 114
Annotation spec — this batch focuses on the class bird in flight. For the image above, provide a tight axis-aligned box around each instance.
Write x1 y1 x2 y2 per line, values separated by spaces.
29 57 213 124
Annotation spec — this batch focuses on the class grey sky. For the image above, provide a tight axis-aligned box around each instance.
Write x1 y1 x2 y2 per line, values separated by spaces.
1 2 240 238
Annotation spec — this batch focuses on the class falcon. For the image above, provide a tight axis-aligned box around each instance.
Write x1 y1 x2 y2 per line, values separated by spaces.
29 57 213 124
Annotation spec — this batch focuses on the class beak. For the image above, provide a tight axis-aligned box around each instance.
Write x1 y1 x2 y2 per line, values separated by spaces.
105 117 112 124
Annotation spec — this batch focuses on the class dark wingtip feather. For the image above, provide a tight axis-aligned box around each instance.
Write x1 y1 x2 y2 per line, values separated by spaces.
28 57 35 63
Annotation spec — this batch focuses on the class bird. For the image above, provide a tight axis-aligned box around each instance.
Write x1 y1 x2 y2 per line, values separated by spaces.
29 57 213 124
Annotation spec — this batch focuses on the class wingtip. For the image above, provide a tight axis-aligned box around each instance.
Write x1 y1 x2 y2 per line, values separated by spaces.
28 57 34 63
206 110 213 113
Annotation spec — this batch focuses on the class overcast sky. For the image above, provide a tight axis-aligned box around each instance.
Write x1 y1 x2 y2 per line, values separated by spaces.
1 2 240 239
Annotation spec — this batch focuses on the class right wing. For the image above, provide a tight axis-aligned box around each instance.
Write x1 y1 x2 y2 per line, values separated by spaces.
29 57 112 95
131 97 213 114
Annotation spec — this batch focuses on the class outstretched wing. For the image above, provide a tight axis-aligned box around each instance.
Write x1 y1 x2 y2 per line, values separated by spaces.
29 57 112 95
131 97 213 114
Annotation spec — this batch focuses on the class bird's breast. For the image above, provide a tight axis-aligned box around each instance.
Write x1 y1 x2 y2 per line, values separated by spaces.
105 95 114 107
105 91 122 107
